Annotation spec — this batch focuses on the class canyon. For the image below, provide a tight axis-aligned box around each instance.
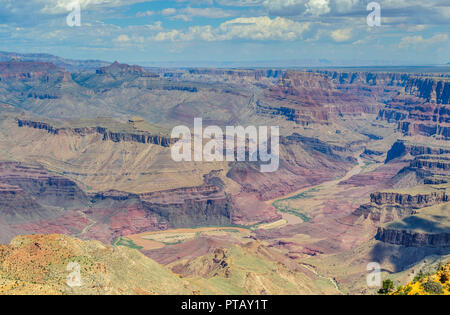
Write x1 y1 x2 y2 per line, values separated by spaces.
0 57 448 294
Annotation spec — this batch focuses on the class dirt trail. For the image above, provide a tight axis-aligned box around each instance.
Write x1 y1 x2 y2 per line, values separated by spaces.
78 210 97 235
300 263 344 295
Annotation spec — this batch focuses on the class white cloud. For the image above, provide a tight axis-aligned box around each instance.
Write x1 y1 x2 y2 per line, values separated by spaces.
161 8 177 16
136 10 155 17
145 22 163 31
218 16 310 40
115 34 130 42
152 16 310 41
330 27 352 42
399 33 449 47
153 30 182 41
305 0 330 16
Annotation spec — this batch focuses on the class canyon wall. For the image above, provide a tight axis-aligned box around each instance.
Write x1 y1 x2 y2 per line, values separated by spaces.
17 119 174 147
376 228 450 247
378 77 450 139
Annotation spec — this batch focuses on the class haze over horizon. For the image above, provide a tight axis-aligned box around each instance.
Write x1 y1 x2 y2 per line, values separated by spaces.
0 0 448 66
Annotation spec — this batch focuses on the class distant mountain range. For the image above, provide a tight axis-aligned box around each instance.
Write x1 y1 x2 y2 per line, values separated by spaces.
0 51 110 72
1 51 449 71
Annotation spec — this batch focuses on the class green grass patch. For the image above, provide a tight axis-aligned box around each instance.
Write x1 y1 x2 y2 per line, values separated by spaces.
115 237 143 250
270 187 320 222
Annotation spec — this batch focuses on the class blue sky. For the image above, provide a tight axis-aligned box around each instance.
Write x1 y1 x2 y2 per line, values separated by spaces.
0 0 449 66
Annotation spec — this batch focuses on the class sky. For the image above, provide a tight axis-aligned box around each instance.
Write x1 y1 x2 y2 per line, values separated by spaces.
0 0 449 66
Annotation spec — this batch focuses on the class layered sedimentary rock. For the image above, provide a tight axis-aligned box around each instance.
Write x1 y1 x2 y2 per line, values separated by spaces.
140 185 232 228
376 228 450 247
386 140 450 163
405 78 450 104
0 183 51 223
257 71 388 126
371 191 448 207
353 190 448 224
0 52 111 72
395 155 450 186
96 61 155 77
384 140 450 186
318 71 410 87
0 160 278 244
0 162 88 210
411 155 450 172
0 60 70 82
17 119 174 147
378 77 450 139
282 133 349 156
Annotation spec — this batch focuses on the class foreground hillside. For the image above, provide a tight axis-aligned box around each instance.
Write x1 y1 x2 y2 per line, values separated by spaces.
0 234 193 295
393 261 450 295
0 234 339 295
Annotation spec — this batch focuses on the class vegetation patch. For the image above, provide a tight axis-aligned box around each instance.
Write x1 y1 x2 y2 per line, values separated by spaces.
115 237 143 250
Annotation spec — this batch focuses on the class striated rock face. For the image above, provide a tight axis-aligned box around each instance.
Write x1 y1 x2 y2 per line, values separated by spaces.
405 78 450 104
411 155 450 172
88 170 279 239
258 71 387 126
187 68 284 80
378 77 450 139
376 228 450 247
353 204 415 224
390 155 449 188
96 61 158 78
386 140 450 162
0 161 278 243
101 129 173 146
254 70 446 129
0 162 88 210
0 52 111 72
0 60 69 82
17 120 58 134
352 189 448 225
140 185 232 228
282 133 349 157
371 191 448 207
165 68 284 88
231 193 281 226
0 183 51 223
17 119 174 147
384 140 450 186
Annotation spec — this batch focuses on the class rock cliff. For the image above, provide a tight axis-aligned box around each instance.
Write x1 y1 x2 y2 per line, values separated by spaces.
376 228 450 247
17 119 174 147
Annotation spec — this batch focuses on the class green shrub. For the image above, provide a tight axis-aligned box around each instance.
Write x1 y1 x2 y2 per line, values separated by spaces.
378 279 395 294
422 279 443 295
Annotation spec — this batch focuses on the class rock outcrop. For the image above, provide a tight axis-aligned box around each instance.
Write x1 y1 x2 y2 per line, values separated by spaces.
386 140 450 163
0 60 69 82
140 185 232 228
378 77 450 139
370 191 448 207
376 228 450 247
0 161 88 210
352 188 448 225
17 119 174 147
96 61 158 78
